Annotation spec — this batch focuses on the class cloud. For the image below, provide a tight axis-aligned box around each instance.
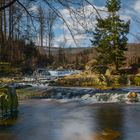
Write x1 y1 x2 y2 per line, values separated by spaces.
53 2 136 47
54 4 108 47
134 0 140 13
120 13 131 21
55 2 131 47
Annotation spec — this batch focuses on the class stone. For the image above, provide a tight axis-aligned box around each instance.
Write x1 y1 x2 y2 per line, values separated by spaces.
127 92 137 98
127 91 138 102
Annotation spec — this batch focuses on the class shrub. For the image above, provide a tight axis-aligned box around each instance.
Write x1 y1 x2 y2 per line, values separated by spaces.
133 76 140 86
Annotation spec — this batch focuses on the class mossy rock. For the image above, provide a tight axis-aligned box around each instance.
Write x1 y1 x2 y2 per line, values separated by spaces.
0 87 18 116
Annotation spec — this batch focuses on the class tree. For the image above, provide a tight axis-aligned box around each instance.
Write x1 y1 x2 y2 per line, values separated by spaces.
92 0 130 73
46 8 57 61
38 5 46 47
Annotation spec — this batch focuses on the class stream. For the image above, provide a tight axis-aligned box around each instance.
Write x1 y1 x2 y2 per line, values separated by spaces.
1 85 140 140
0 98 140 140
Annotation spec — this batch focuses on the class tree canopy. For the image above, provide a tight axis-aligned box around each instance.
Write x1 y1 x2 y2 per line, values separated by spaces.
92 0 130 73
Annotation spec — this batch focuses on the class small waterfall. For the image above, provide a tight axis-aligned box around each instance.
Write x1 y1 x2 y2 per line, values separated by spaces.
42 87 140 103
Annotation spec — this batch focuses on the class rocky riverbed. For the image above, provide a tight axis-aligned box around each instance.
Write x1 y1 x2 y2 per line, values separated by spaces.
14 84 140 103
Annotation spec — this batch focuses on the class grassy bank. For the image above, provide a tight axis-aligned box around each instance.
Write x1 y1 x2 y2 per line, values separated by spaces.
56 72 140 89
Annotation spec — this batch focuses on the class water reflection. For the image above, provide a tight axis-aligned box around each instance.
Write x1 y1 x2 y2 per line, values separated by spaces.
0 112 18 140
93 104 124 140
0 112 18 127
0 100 140 140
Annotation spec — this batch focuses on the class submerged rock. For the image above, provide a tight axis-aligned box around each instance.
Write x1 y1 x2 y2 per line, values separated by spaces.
94 129 120 140
81 94 90 100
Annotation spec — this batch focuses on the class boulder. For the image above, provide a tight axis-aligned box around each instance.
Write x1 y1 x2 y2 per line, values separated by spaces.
127 92 138 102
127 92 137 98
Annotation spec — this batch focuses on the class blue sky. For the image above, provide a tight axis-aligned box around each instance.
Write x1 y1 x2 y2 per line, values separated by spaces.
93 0 140 43
37 0 140 47
95 0 140 43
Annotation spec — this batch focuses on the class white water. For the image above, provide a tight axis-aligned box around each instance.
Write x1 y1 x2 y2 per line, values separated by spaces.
49 70 81 77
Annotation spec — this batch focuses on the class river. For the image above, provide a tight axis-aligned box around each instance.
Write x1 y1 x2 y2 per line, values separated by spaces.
0 99 140 140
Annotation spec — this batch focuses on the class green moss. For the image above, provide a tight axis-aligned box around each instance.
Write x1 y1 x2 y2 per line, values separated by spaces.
0 87 18 116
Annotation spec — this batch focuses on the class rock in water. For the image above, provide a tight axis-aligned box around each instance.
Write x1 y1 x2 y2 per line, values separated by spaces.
94 129 120 140
127 92 138 102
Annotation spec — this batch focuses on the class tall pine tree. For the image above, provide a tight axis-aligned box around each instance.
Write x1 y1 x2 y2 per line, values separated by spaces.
92 0 130 73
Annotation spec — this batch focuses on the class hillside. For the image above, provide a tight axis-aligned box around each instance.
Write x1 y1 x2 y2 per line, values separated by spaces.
38 43 140 68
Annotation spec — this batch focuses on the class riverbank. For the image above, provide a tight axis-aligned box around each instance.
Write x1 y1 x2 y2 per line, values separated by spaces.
55 72 140 89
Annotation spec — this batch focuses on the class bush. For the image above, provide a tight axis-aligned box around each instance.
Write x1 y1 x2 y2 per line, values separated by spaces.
0 62 20 77
118 75 128 85
133 76 140 86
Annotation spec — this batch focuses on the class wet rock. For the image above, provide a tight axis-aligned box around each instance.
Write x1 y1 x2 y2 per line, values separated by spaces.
127 91 137 98
127 92 139 102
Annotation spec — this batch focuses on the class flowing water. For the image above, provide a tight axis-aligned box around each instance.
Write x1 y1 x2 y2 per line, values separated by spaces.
0 99 140 140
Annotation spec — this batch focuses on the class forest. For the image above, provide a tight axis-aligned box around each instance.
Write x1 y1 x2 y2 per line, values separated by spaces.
0 0 140 75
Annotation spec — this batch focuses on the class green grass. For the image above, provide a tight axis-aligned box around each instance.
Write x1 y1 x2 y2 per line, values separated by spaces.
56 73 140 89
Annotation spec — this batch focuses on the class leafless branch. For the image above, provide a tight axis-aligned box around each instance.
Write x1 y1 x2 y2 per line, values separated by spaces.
44 0 80 47
0 0 17 11
16 0 37 33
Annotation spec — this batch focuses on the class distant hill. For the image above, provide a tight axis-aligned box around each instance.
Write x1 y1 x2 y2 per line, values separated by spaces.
43 47 91 55
38 43 140 67
40 43 140 55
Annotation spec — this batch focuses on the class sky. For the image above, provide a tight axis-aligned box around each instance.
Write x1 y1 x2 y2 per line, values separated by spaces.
92 0 140 42
40 0 140 48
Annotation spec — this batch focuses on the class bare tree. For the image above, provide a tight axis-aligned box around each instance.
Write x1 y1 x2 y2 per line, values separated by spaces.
37 5 46 47
46 8 57 59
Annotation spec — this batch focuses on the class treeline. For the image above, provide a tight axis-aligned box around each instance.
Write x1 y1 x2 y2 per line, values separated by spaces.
44 47 96 70
0 0 109 74
1 0 140 75
0 0 53 74
47 43 140 71
0 0 31 62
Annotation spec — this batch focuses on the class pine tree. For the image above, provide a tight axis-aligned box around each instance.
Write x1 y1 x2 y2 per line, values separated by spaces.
92 0 130 73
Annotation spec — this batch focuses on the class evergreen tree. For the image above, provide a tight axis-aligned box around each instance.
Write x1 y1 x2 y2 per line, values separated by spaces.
92 0 130 73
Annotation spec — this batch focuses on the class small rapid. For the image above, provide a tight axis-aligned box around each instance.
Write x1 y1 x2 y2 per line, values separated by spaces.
25 86 140 104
